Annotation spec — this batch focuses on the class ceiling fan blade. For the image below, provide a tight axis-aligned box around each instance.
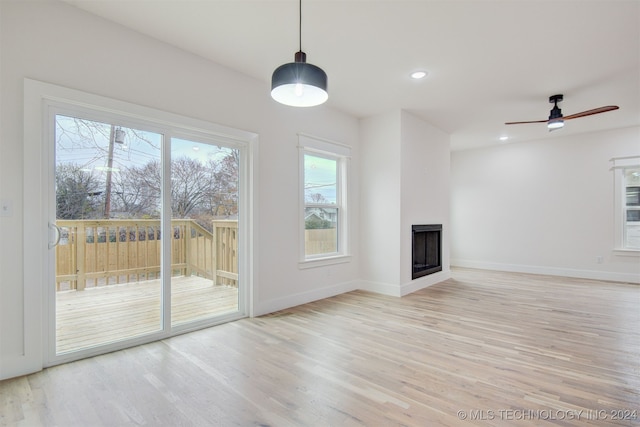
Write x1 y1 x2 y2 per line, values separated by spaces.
563 105 619 120
506 105 619 125
505 119 548 125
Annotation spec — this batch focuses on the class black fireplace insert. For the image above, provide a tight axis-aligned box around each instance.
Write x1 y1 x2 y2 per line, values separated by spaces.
412 224 442 279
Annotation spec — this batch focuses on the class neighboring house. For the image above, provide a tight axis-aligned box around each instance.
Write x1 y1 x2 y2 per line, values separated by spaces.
305 207 337 228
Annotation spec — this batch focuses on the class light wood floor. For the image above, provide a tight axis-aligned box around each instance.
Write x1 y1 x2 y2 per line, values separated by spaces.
1 268 638 426
56 276 238 353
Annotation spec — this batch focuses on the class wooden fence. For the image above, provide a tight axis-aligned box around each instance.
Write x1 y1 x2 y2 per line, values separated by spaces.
55 219 238 291
305 228 337 256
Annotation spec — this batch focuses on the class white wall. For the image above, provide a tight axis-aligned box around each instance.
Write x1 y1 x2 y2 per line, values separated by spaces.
0 0 360 379
451 126 640 283
399 111 451 289
359 112 402 288
360 111 451 296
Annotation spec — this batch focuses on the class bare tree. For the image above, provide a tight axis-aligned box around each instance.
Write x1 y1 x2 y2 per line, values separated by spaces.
56 116 240 223
110 153 239 223
56 116 162 218
111 161 161 217
171 157 214 218
206 150 239 217
308 193 327 203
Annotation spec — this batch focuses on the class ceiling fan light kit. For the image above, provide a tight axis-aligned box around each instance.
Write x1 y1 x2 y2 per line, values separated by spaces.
505 94 619 131
547 119 564 130
271 0 328 107
546 94 565 130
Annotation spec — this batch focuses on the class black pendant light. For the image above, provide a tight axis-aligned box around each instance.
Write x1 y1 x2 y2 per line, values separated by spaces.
271 0 328 107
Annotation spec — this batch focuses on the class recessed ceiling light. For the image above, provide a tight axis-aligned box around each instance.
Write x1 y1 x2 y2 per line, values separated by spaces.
410 71 427 79
499 136 509 141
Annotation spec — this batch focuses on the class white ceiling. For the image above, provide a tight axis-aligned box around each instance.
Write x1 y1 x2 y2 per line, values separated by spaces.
61 0 639 150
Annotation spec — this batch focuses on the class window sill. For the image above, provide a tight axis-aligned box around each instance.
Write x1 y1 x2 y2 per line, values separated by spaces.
613 249 640 257
299 254 352 269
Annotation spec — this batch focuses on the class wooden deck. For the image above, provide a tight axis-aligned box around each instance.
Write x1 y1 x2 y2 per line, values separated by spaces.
56 276 238 354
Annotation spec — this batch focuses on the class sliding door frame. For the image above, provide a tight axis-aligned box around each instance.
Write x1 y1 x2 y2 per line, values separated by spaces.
24 79 257 369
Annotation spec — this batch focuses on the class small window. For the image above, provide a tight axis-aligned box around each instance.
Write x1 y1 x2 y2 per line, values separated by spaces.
612 156 640 251
299 134 350 265
623 169 640 249
304 153 339 256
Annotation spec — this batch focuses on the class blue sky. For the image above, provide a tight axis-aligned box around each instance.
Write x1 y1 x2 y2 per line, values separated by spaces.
304 154 336 204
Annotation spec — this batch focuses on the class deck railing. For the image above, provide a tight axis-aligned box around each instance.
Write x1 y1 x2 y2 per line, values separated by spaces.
55 219 238 291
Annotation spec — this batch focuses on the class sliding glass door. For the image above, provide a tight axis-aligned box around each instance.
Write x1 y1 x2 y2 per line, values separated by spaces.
49 109 243 361
170 138 240 326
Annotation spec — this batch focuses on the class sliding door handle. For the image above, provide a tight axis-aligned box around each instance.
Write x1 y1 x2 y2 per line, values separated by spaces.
49 222 61 249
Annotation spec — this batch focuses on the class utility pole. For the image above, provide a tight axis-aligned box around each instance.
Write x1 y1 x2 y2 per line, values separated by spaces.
103 125 116 218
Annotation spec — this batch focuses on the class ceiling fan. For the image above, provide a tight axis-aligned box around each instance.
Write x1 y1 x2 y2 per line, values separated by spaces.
505 94 619 131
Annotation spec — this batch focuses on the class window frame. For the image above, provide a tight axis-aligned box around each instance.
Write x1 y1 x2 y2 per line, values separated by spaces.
611 156 640 253
298 134 351 268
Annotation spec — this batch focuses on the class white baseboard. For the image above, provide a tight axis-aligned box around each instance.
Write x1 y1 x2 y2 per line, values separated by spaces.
254 271 454 316
451 259 640 284
253 280 360 317
0 355 42 381
400 270 451 295
358 280 403 297
357 270 452 297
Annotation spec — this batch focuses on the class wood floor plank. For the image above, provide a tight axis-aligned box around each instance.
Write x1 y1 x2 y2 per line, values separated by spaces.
1 268 638 426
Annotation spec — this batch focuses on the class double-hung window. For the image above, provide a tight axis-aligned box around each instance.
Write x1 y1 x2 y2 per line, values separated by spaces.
622 167 640 249
299 134 350 266
611 156 640 251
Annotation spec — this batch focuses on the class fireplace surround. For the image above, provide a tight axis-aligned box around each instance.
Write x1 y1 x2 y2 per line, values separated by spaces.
412 224 442 280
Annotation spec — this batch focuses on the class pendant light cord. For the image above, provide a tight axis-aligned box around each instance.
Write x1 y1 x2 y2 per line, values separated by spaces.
299 0 302 52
